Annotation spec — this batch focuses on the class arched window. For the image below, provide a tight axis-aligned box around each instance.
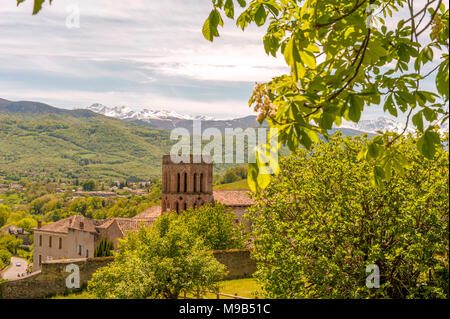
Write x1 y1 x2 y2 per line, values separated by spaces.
177 173 180 192
193 173 197 192
184 202 187 211
200 173 204 192
176 202 179 214
184 172 187 192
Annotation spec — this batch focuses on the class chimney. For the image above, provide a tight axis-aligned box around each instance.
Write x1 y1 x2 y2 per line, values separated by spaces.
37 220 42 229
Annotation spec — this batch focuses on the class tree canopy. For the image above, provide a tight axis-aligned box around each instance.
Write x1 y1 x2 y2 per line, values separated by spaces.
248 133 449 298
181 203 247 250
87 214 226 299
202 0 449 191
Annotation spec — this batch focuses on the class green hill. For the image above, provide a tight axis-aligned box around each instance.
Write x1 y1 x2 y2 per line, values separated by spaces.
0 110 173 182
0 99 245 183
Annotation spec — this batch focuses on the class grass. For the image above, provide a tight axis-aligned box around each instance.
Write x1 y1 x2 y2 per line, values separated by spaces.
50 278 261 299
214 179 249 190
200 278 262 299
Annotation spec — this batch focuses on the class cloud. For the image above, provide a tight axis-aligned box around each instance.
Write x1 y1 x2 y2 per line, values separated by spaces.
0 0 290 118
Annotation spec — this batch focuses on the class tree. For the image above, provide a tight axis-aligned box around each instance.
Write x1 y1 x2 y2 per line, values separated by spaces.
182 203 246 250
0 205 10 228
0 249 12 270
94 238 114 257
82 180 96 192
201 0 449 191
248 133 449 298
0 233 22 255
87 214 226 299
16 217 38 233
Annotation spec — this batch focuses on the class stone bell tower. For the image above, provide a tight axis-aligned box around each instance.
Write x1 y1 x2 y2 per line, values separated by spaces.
161 154 213 214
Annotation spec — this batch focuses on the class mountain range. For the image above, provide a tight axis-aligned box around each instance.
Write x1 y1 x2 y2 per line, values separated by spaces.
86 103 411 134
1 98 436 183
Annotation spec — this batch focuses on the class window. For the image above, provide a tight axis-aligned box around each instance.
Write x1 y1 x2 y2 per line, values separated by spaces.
86 249 89 258
184 172 187 192
59 237 62 249
177 173 180 192
38 255 42 265
176 202 179 214
200 173 204 192
39 235 42 247
78 245 82 256
49 236 52 248
193 173 197 192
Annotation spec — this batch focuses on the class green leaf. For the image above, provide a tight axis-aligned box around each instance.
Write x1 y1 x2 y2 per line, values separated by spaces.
224 0 235 19
417 130 440 159
237 0 247 8
348 95 363 122
299 50 316 69
202 10 222 42
283 36 301 67
412 111 424 132
254 4 267 26
32 0 45 15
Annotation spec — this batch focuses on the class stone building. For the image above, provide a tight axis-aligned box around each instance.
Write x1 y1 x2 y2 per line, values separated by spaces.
161 154 214 213
32 215 155 272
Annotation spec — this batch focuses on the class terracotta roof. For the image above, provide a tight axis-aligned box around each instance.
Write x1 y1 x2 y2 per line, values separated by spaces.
114 218 154 235
133 206 161 220
34 215 98 234
213 190 254 206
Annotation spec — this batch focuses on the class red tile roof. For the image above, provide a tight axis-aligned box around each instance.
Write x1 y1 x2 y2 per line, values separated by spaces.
33 215 98 234
213 190 254 206
133 206 161 220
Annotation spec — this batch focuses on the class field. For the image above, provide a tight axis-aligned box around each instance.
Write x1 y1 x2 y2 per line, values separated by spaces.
50 278 261 299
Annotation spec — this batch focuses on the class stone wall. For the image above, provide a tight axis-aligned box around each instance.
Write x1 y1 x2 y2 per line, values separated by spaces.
212 248 256 280
0 257 113 299
0 249 256 299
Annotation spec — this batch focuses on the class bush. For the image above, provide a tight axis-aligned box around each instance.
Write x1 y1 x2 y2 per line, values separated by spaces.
0 249 11 269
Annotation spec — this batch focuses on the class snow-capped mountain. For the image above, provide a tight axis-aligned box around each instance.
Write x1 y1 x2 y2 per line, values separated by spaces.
87 103 216 122
338 117 415 134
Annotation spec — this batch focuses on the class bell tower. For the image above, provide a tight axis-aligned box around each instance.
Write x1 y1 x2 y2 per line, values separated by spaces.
161 154 213 213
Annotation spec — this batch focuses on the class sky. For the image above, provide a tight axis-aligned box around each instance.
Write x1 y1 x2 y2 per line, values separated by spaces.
0 0 444 121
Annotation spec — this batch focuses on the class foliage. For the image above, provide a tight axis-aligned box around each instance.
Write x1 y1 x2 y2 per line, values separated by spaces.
248 133 449 298
0 233 22 255
0 205 10 227
0 111 173 183
87 214 226 299
82 180 96 192
202 0 449 191
218 165 248 184
181 203 246 250
94 238 114 257
15 217 37 232
0 249 11 269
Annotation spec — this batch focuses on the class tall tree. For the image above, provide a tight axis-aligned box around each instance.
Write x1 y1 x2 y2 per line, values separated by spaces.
88 214 226 299
248 133 449 298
